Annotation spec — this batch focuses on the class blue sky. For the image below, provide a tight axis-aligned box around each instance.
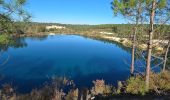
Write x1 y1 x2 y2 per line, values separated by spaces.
26 0 126 25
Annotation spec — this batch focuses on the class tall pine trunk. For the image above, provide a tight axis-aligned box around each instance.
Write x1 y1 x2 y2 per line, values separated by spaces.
130 27 136 74
163 40 170 72
146 0 156 90
130 2 141 75
130 26 138 74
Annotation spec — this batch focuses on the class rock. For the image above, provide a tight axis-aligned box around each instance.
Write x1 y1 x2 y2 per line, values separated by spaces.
139 44 147 50
49 33 55 35
155 47 164 51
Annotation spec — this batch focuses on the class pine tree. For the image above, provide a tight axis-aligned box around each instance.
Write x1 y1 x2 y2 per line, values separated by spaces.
112 0 145 74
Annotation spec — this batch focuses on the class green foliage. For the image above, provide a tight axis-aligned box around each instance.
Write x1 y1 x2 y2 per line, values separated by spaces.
0 0 30 34
22 22 170 39
146 0 152 5
112 0 125 15
0 35 11 44
126 71 170 95
128 0 136 7
37 26 46 32
126 76 146 95
112 0 145 18
0 14 13 33
16 0 26 5
149 71 170 91
158 0 167 9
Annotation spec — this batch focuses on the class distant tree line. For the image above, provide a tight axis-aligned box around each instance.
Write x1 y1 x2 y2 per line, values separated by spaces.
16 22 170 38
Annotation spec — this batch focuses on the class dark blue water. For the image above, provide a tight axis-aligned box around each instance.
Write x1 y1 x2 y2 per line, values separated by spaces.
0 35 160 93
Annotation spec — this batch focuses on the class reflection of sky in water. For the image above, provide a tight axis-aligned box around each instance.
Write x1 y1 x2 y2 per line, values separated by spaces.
0 35 161 93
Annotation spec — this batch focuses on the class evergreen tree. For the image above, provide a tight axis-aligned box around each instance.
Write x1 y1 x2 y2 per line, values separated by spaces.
112 0 145 74
0 0 30 34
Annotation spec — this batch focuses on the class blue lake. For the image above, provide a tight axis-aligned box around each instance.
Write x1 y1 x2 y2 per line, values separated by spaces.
0 35 160 93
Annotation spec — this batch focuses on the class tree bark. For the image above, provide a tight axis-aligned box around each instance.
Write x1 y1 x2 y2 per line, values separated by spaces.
130 1 141 75
146 0 156 91
163 40 170 72
130 27 136 74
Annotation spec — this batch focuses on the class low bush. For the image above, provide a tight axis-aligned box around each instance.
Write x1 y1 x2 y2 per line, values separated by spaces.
149 71 170 93
0 35 11 44
126 76 146 95
91 80 113 95
0 72 170 99
125 71 170 95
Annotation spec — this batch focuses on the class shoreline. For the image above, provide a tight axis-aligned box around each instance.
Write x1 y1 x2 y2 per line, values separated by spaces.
18 32 168 55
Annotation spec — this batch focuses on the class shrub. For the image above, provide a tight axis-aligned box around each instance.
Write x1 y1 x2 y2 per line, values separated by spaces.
91 80 113 95
126 71 170 95
65 89 79 100
0 84 16 100
126 76 146 95
149 71 170 93
0 35 11 44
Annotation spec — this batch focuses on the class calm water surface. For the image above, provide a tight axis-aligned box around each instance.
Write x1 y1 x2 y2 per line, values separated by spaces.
0 35 160 93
